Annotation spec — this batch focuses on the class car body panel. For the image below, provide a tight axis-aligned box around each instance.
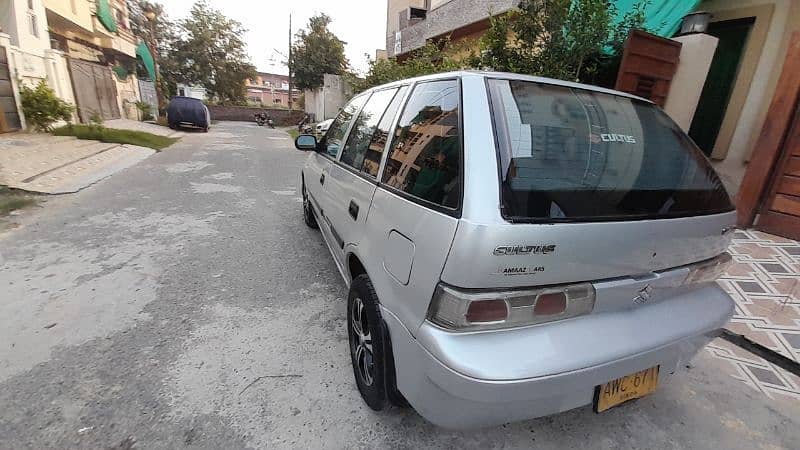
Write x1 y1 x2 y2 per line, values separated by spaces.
441 211 735 290
361 187 459 332
323 163 378 264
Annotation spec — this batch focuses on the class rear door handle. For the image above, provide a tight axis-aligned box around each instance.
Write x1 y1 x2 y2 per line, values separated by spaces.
320 173 325 185
348 200 359 220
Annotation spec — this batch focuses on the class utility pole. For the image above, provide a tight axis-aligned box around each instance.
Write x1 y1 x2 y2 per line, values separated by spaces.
287 13 293 110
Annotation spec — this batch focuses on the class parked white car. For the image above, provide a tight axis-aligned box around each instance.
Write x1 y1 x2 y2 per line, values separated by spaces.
315 118 334 135
294 71 735 428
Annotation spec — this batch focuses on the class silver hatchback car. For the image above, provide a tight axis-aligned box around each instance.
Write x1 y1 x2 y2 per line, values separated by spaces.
294 71 735 428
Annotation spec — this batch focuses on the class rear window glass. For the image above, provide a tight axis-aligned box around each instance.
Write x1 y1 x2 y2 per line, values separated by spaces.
487 79 733 222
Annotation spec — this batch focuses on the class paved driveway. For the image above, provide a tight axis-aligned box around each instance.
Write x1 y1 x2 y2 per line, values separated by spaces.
0 122 797 449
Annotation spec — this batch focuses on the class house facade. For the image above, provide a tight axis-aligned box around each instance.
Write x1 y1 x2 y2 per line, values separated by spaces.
0 0 150 130
246 72 300 107
0 0 75 130
45 0 143 121
385 0 800 237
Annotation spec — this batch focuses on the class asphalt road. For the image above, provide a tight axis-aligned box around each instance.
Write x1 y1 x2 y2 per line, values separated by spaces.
0 122 797 449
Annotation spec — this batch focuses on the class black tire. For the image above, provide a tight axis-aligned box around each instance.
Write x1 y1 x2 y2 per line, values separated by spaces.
348 275 387 411
302 183 318 229
203 126 209 133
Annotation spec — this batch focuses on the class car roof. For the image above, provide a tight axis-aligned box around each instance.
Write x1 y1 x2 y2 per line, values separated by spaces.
170 96 203 103
360 70 652 104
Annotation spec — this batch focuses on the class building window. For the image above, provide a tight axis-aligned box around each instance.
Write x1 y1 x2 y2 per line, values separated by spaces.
273 98 281 104
281 82 289 90
28 13 39 37
116 9 127 29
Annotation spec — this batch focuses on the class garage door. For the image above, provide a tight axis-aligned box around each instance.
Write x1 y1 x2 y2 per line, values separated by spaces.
69 58 120 122
0 46 21 133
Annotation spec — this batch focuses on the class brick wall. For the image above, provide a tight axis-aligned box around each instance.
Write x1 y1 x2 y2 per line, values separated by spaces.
206 105 307 126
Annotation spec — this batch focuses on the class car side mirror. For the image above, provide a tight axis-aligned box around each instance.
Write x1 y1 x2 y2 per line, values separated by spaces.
295 134 318 151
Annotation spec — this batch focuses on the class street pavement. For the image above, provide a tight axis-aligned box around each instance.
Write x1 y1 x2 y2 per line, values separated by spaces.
0 122 797 449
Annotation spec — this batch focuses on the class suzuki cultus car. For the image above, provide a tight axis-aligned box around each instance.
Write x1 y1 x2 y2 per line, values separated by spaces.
294 71 735 428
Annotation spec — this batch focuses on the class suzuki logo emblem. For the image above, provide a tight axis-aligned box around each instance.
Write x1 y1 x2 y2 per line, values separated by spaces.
633 285 654 304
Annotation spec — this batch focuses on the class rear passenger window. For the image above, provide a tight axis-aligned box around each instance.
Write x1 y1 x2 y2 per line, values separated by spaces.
340 87 399 175
320 94 368 158
382 80 461 209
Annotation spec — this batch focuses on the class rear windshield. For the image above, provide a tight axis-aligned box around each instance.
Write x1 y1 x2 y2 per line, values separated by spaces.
487 79 733 222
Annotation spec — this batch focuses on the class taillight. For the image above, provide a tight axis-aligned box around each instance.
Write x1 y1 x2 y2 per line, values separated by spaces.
684 252 732 285
427 283 596 331
465 299 508 323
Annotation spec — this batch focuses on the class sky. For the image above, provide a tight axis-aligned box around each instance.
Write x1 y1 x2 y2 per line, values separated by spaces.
160 0 388 76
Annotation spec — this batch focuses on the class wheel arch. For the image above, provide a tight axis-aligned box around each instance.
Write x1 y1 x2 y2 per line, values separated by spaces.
347 251 368 283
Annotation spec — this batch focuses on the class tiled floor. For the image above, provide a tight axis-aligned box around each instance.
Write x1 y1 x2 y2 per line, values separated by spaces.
708 229 800 401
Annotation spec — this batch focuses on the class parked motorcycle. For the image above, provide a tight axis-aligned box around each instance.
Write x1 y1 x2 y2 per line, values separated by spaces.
297 114 312 132
254 112 272 127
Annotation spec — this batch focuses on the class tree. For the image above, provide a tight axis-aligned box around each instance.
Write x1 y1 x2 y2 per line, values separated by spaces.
127 1 180 97
350 40 471 93
476 0 646 85
290 14 348 91
171 0 256 103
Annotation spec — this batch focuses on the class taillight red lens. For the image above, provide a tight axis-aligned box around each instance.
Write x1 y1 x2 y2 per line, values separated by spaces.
534 292 567 316
465 299 508 323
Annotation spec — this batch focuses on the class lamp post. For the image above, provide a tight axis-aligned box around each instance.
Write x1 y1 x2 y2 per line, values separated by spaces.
143 5 166 118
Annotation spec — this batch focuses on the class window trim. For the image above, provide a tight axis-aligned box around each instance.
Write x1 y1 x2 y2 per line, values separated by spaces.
484 76 735 224
28 12 39 37
336 85 405 180
322 86 410 186
374 77 465 218
316 92 371 162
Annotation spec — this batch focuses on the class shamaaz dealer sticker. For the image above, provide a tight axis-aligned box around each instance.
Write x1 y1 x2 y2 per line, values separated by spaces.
495 266 545 276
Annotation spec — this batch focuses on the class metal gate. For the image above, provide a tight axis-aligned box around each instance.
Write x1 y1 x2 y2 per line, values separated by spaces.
0 46 21 132
68 58 120 122
137 79 158 117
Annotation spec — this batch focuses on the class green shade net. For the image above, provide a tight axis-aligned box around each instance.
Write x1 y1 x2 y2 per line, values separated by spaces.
96 0 118 33
612 0 702 37
136 41 156 81
112 65 129 80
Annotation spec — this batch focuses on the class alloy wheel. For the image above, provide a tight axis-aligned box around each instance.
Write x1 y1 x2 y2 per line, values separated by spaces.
350 296 374 386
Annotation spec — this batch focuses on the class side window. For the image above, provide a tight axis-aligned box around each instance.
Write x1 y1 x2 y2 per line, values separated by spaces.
320 94 368 158
362 86 407 177
340 87 404 176
382 80 461 209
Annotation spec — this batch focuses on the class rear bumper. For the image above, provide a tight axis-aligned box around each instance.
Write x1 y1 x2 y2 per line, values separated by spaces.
383 284 734 429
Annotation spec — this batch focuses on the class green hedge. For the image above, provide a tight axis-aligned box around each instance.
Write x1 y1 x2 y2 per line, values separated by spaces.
52 125 178 151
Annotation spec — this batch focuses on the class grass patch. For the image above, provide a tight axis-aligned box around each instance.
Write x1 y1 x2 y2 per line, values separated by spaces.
52 124 179 151
286 128 300 140
0 186 36 216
